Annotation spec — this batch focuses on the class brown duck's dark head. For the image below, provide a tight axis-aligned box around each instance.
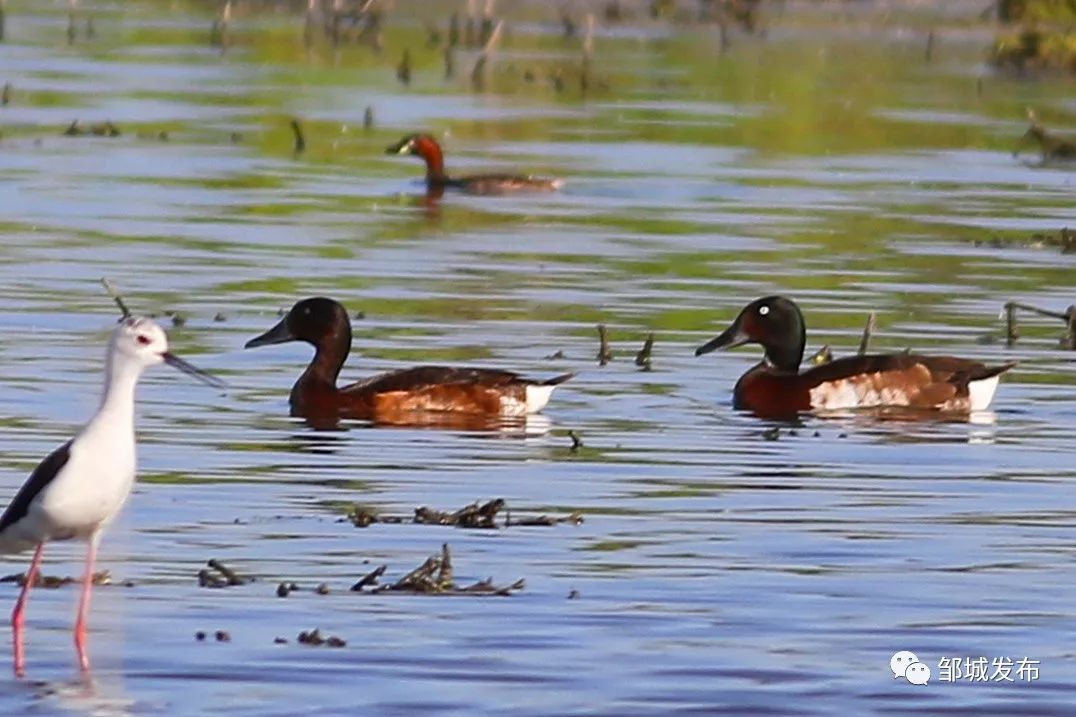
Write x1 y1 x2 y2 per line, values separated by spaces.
245 297 353 352
694 295 806 372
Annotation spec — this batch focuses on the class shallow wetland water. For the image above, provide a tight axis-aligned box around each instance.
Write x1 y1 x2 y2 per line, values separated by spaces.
0 1 1074 714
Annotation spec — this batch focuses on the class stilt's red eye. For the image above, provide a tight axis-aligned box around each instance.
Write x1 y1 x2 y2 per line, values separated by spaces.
136 335 151 345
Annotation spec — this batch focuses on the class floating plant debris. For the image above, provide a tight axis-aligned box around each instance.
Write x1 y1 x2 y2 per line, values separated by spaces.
198 559 250 588
343 498 583 530
0 570 120 588
297 628 346 648
63 120 120 137
975 228 1076 254
349 543 525 597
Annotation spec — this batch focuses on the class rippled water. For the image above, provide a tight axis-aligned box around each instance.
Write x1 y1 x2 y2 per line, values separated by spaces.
1 1 1074 714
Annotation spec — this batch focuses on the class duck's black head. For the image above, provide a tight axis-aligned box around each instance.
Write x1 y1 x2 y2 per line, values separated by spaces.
694 295 806 372
245 297 352 350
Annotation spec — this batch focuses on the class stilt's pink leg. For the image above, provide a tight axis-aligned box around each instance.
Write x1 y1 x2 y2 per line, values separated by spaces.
74 534 99 674
11 542 45 678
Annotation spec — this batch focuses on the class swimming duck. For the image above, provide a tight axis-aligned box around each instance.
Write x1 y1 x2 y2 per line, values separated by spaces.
695 296 1015 419
245 297 573 422
385 133 563 195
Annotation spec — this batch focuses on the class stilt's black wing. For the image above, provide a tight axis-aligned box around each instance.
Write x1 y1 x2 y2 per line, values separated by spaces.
0 441 72 533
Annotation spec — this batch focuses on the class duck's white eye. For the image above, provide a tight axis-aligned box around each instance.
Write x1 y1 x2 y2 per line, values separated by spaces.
758 305 770 316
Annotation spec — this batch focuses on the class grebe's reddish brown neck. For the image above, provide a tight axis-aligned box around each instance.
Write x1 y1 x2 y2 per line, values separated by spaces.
245 297 354 389
387 133 449 183
694 296 807 372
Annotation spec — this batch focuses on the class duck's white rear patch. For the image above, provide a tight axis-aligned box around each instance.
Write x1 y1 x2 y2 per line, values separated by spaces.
523 385 557 414
967 375 1000 412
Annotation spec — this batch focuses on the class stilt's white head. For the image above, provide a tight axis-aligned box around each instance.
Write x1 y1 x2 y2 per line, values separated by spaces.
110 317 224 387
112 317 169 368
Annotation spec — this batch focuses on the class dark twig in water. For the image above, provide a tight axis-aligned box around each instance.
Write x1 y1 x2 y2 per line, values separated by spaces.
290 118 306 154
363 105 374 131
581 13 595 93
448 11 460 47
397 48 412 85
210 1 231 51
350 565 387 591
101 278 132 319
198 569 228 588
470 19 503 90
199 559 249 588
568 430 583 452
444 45 455 80
67 0 77 44
1004 300 1076 350
436 543 453 586
303 0 317 48
857 312 876 355
561 7 576 38
207 559 247 586
479 0 495 45
1005 302 1019 346
597 324 612 365
425 19 442 47
512 511 583 527
464 0 477 47
634 333 653 370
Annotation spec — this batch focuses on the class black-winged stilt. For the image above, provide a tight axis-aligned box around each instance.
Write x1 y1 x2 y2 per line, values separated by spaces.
0 316 223 676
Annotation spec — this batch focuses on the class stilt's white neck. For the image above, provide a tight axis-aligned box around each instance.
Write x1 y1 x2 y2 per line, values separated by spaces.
93 349 143 427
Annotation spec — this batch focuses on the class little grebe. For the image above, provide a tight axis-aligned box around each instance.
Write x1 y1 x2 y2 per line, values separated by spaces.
386 133 563 195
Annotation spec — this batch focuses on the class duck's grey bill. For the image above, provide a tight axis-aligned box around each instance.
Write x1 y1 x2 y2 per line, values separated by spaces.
244 318 294 349
694 323 749 357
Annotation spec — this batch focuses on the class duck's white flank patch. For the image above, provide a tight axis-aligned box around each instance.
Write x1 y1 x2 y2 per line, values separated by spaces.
968 375 1000 412
524 384 557 414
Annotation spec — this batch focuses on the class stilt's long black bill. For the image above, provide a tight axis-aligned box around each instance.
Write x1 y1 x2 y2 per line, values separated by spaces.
694 322 750 357
244 318 295 349
163 352 227 388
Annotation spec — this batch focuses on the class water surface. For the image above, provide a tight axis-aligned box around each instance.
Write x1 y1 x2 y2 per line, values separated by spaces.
0 1 1074 714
